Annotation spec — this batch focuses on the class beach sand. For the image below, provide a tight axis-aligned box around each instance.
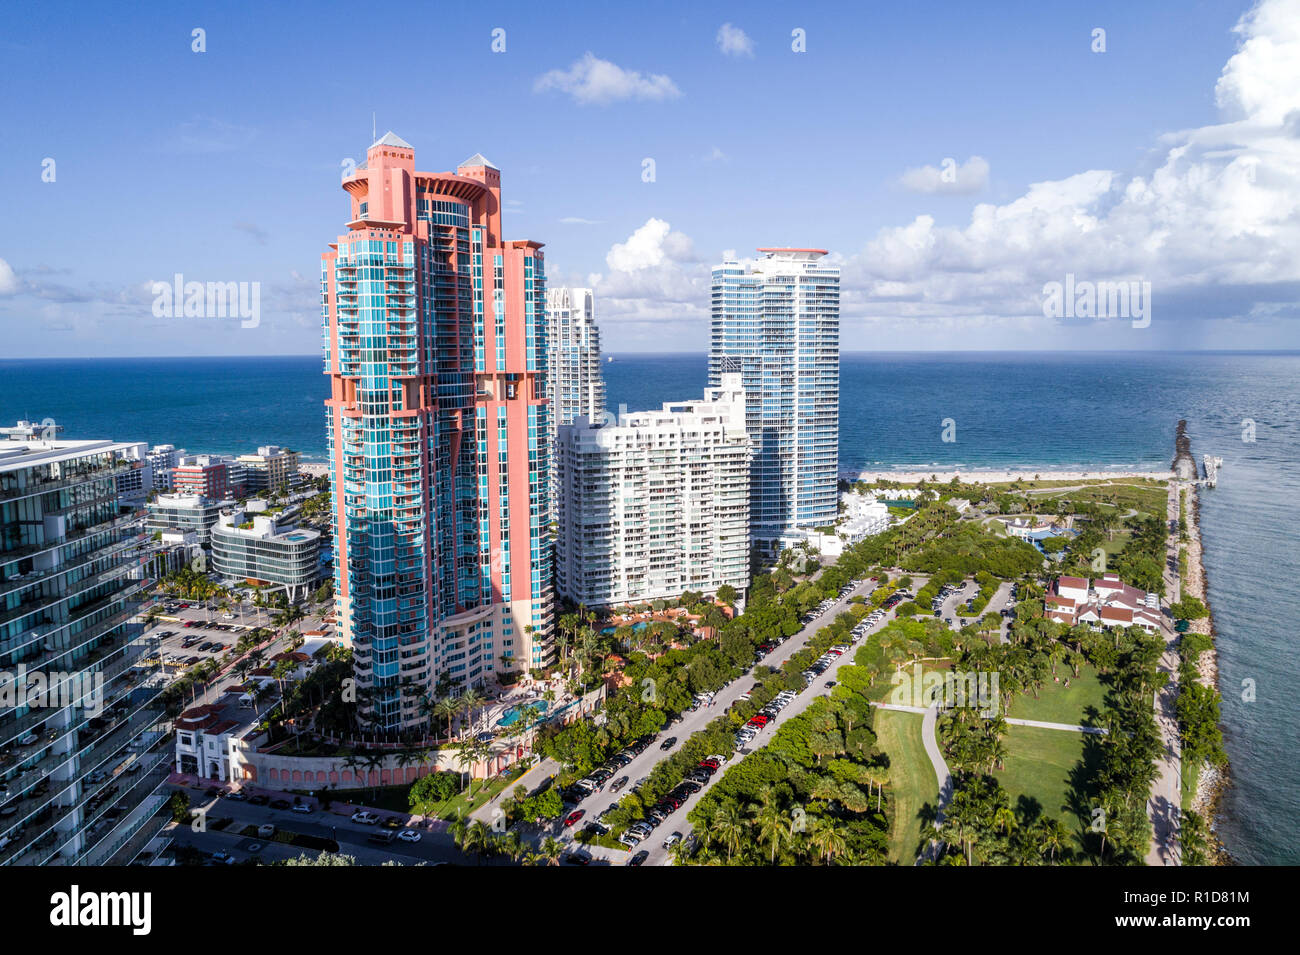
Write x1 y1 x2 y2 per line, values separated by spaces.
844 468 1174 485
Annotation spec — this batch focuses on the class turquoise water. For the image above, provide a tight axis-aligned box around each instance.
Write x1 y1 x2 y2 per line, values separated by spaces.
2 351 1298 862
497 700 547 727
600 621 649 635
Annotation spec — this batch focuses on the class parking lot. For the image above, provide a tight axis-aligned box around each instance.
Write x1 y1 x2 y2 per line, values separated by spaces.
553 573 927 865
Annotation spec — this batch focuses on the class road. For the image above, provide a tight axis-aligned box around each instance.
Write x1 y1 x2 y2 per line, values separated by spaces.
573 575 926 866
166 787 474 865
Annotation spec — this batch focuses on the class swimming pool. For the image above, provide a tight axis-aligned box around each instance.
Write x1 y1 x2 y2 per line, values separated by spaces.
497 700 548 727
599 621 650 635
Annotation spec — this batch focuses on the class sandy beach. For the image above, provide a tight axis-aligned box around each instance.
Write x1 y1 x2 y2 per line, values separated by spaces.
843 468 1174 485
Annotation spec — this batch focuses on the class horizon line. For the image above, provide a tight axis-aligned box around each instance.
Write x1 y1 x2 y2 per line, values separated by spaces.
4 348 1300 361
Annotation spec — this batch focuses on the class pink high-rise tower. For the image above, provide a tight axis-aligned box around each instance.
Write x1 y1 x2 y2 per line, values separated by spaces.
323 133 553 732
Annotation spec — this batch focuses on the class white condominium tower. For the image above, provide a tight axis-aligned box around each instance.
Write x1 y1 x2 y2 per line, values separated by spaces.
544 287 607 430
709 248 839 544
555 374 751 607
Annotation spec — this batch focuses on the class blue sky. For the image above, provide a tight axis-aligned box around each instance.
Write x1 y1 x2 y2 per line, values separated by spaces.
3 0 1298 356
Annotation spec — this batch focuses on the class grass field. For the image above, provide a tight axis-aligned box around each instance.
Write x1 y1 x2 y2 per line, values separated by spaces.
873 708 937 865
1005 662 1107 727
1032 482 1167 516
995 724 1093 853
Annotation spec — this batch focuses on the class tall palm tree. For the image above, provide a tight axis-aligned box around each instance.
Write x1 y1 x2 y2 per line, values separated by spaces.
454 745 478 795
712 804 746 863
433 697 459 743
460 688 486 739
807 816 848 865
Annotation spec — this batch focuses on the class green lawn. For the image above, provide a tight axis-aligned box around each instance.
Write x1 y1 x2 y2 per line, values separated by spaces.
995 724 1091 853
873 708 936 865
351 767 526 821
1005 662 1106 727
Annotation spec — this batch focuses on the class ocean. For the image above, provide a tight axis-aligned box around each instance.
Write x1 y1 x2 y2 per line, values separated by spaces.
1 350 1296 863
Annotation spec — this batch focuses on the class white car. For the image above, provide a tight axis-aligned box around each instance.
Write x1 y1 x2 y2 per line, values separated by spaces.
397 829 421 843
351 811 379 825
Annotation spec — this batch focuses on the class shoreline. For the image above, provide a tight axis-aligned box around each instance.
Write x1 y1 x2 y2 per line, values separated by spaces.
1183 483 1232 863
844 468 1174 484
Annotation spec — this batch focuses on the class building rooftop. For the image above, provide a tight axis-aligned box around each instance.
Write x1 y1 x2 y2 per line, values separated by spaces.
371 130 412 149
0 420 143 474
460 152 499 170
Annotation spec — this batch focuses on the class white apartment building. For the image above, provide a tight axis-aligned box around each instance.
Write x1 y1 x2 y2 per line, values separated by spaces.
544 287 607 432
556 374 751 607
710 249 840 546
145 444 183 492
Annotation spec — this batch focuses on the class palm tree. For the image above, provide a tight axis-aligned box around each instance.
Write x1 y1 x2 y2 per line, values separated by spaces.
748 788 788 865
499 830 525 863
864 766 890 812
807 815 847 865
454 745 478 795
712 804 746 863
448 813 470 849
362 751 386 799
433 697 459 743
460 688 486 739
537 836 564 866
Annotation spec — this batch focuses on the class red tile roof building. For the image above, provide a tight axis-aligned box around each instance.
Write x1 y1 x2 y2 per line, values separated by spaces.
1044 573 1162 632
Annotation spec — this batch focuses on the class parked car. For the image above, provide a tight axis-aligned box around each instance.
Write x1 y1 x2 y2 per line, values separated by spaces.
290 802 312 814
609 776 630 794
627 850 649 866
351 810 379 825
257 823 275 838
563 809 585 827
659 737 677 751
396 828 421 842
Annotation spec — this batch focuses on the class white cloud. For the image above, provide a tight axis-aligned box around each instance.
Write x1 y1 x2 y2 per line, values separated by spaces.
716 23 754 58
0 258 16 295
847 0 1300 335
534 53 681 105
1215 0 1300 123
702 146 728 162
559 216 602 225
587 219 709 338
605 218 695 272
898 156 990 195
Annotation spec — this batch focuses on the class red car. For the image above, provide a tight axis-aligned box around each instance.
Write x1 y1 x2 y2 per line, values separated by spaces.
563 809 585 827
699 758 720 770
747 715 769 728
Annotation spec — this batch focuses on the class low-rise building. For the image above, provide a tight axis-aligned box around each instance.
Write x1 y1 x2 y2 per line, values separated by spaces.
146 493 232 543
172 454 236 500
210 506 321 601
236 446 301 494
1045 573 1161 632
145 444 183 492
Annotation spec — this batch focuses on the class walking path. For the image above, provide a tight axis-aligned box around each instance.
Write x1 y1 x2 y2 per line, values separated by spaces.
917 705 952 863
871 697 1107 864
1146 481 1184 865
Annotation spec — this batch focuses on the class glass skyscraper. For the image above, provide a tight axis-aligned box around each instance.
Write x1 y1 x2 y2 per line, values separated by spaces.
1 422 169 866
709 249 840 543
323 134 553 733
